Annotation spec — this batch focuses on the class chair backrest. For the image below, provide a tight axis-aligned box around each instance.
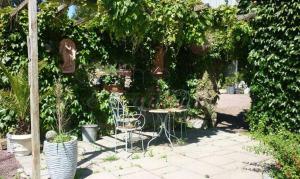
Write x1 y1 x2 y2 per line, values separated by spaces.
173 89 190 108
109 93 145 130
109 94 125 126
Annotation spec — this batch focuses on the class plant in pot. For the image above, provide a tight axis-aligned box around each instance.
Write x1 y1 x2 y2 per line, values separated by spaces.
102 75 125 93
0 63 31 156
43 80 77 179
81 114 98 143
223 74 237 94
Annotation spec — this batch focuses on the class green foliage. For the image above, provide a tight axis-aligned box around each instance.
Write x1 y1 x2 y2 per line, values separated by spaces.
0 0 251 137
156 79 178 109
252 131 300 179
0 109 16 137
222 72 243 87
247 0 300 133
0 2 109 137
187 71 218 126
53 133 72 143
0 63 29 134
102 154 119 162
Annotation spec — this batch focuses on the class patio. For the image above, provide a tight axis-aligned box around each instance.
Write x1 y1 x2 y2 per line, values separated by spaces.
17 129 271 179
16 94 272 179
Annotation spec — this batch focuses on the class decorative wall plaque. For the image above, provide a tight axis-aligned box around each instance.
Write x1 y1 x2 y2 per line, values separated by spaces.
59 39 76 73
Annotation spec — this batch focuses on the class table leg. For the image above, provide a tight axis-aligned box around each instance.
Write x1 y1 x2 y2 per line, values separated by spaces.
147 115 164 149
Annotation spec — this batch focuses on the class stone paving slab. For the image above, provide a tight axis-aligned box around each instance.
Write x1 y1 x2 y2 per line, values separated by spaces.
16 130 271 179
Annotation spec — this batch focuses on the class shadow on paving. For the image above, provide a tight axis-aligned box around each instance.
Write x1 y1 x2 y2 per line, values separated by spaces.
76 109 250 178
216 110 249 133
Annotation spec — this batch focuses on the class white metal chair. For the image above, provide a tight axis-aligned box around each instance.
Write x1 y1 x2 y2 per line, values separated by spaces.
109 94 145 152
171 89 190 138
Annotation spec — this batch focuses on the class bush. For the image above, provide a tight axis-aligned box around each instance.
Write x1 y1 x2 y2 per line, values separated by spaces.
247 0 300 133
252 131 300 179
187 71 218 127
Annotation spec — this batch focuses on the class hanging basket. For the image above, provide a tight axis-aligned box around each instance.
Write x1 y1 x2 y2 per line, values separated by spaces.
59 39 76 74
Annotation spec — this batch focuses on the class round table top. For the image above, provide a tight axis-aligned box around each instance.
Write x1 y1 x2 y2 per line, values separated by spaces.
149 109 170 113
149 108 187 114
168 108 187 113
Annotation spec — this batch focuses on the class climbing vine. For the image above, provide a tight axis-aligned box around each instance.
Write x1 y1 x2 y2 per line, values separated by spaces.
0 1 252 136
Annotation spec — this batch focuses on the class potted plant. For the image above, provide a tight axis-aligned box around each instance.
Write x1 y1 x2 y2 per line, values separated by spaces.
0 63 31 156
117 64 132 77
102 75 125 93
81 115 98 143
43 80 77 179
223 74 237 94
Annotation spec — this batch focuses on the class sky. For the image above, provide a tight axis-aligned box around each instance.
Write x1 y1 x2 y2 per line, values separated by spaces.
202 0 238 8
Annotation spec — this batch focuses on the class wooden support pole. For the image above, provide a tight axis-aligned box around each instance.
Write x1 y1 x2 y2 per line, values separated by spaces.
28 0 40 178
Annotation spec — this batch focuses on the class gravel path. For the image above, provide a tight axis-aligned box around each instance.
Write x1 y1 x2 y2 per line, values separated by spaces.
0 151 20 179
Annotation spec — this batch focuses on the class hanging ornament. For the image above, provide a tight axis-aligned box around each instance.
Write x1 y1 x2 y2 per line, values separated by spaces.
59 39 76 73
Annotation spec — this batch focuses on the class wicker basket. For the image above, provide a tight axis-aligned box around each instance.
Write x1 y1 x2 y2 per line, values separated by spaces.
44 136 78 179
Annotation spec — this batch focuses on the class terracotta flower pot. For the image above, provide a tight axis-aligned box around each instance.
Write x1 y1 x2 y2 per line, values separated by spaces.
104 84 124 93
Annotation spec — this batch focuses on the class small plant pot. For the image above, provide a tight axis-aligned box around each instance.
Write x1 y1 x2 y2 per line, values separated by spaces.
44 136 78 179
104 84 124 93
82 124 98 142
117 69 132 77
227 86 235 94
6 133 32 156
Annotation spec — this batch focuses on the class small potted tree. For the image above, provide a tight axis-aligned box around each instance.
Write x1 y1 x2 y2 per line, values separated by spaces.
43 80 77 179
0 63 31 156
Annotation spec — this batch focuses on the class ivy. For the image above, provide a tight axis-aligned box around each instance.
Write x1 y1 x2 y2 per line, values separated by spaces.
247 0 300 133
0 1 252 136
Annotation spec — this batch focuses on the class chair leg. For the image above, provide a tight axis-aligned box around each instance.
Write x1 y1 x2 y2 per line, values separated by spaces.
172 113 176 137
180 121 183 139
129 132 133 151
184 112 188 138
152 114 156 137
115 128 117 153
125 131 128 152
140 130 145 153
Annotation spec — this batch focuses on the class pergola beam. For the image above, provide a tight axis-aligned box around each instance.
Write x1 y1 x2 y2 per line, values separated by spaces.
10 0 28 18
10 0 68 19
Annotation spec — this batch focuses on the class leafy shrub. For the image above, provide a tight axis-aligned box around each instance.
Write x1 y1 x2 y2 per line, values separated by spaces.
0 3 108 137
247 0 300 133
0 109 16 137
252 131 300 179
187 71 218 127
156 79 178 109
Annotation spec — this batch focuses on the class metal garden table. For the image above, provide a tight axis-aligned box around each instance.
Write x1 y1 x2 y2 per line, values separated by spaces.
147 108 187 149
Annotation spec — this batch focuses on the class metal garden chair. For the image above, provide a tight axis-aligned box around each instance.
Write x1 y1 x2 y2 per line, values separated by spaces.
171 89 190 138
109 94 145 152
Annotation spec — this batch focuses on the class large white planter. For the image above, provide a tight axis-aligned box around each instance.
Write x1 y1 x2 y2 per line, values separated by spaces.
44 136 78 179
6 133 32 156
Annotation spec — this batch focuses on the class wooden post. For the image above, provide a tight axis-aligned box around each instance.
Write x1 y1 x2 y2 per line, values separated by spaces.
28 0 40 178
